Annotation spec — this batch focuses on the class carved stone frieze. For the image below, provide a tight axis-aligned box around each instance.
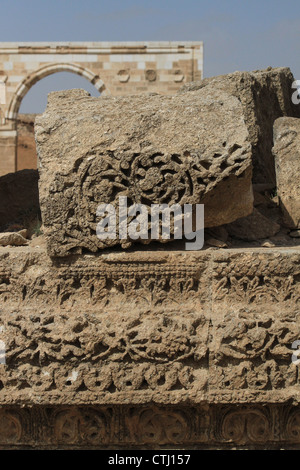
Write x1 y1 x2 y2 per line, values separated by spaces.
0 405 298 449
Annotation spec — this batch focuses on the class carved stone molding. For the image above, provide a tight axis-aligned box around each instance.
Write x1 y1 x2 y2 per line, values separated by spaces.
117 70 130 83
174 70 184 82
0 248 299 448
145 69 157 81
221 408 270 445
0 404 298 449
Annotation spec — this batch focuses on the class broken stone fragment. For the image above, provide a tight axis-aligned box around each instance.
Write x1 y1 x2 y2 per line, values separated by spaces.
35 88 253 257
0 231 28 246
273 117 300 229
206 237 228 248
17 228 28 239
180 67 300 186
261 240 275 247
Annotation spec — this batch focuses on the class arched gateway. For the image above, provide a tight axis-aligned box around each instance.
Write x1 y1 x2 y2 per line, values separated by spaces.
0 41 203 176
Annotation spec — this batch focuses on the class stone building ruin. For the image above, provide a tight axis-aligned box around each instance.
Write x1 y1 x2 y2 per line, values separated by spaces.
0 41 203 175
0 42 299 450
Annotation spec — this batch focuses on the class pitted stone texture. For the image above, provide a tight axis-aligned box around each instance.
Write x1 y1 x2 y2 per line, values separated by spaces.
0 231 27 246
0 244 300 445
273 117 300 229
180 67 300 186
0 244 299 407
35 88 253 257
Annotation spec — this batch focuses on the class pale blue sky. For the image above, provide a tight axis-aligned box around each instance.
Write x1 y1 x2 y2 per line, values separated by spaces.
1 0 299 113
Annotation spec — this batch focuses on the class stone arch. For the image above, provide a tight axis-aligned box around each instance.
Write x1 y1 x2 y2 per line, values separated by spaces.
6 62 106 123
0 41 202 176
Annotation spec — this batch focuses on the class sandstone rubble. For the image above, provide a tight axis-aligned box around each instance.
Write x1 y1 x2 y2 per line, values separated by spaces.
0 231 28 246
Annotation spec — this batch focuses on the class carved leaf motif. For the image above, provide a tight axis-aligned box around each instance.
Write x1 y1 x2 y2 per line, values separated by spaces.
0 411 22 443
133 409 190 444
222 410 270 444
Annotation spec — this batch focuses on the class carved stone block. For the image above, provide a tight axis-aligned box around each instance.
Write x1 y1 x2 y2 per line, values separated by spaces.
35 88 253 256
180 67 300 186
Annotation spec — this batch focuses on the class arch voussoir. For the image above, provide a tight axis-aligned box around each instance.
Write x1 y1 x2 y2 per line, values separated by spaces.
6 62 106 121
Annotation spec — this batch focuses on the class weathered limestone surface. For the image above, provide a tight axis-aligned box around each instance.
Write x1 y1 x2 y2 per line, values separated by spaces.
273 117 300 229
16 114 38 171
0 244 299 448
35 88 253 256
180 67 300 186
0 231 27 246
